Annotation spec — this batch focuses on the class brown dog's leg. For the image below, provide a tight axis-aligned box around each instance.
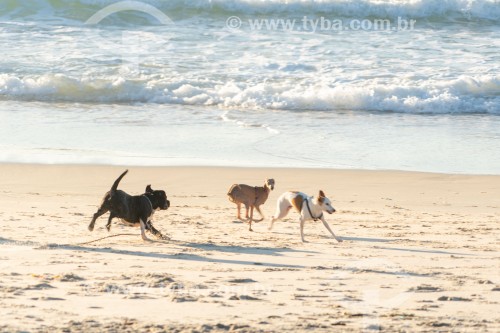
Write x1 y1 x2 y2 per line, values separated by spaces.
236 202 242 220
253 206 265 222
244 204 250 219
248 206 254 231
238 204 250 221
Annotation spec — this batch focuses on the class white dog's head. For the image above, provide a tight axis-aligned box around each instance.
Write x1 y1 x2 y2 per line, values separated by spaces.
316 190 336 214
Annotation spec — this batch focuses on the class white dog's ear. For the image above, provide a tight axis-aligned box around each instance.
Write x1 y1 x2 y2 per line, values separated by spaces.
317 190 326 203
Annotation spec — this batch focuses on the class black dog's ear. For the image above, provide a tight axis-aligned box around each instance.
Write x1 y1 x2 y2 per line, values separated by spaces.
146 185 153 193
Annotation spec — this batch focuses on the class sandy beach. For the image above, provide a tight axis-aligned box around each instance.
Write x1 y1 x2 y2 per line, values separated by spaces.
0 164 498 332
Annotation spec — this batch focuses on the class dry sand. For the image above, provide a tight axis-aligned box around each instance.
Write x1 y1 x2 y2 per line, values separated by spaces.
0 164 499 332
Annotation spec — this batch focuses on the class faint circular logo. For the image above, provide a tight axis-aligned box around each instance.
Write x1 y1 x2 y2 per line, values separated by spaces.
330 258 415 331
225 16 242 31
0 244 29 272
83 1 175 77
85 1 173 26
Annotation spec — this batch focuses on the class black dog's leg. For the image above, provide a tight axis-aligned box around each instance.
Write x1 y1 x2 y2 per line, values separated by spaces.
146 220 169 240
105 213 115 232
138 213 150 241
88 206 109 232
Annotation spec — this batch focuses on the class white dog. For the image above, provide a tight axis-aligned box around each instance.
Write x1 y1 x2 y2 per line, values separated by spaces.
269 190 342 243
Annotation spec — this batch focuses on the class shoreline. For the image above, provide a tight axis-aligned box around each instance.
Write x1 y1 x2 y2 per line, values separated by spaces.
3 101 500 177
1 164 499 332
2 161 500 177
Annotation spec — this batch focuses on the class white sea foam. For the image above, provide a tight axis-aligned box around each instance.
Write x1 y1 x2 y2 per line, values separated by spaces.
221 111 280 134
1 73 498 114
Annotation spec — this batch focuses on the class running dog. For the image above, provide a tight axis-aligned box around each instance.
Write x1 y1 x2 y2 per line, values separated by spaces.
88 170 170 241
227 179 275 231
269 190 342 243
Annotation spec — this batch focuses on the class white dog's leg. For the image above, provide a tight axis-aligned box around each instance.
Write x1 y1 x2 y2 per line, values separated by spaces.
269 199 291 230
320 216 342 242
139 219 150 241
269 214 282 230
300 217 306 242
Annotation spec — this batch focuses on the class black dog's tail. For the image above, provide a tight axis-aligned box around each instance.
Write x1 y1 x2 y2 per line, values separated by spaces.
110 170 128 197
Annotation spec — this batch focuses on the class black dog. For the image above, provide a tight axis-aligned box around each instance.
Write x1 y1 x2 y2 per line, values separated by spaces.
88 170 170 240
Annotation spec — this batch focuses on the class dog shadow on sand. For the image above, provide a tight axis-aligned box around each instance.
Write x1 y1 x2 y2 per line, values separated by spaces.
0 236 308 269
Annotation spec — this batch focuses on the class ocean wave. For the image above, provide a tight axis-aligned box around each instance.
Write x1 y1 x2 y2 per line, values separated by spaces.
1 0 499 23
1 73 499 114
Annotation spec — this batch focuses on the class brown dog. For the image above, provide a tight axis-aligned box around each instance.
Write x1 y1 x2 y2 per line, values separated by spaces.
227 179 275 231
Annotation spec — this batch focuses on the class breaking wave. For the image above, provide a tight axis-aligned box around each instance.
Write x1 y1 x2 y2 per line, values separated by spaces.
1 73 499 114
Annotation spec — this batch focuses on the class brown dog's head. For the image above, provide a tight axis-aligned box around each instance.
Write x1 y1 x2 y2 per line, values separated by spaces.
316 190 336 214
265 178 275 190
145 185 170 210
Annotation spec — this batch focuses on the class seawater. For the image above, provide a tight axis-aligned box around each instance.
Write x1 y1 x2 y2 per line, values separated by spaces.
0 0 499 174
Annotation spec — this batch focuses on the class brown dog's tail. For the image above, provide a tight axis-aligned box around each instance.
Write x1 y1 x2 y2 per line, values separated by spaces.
227 184 239 203
110 170 128 196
